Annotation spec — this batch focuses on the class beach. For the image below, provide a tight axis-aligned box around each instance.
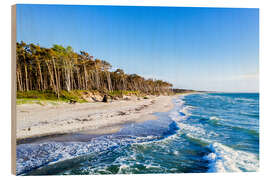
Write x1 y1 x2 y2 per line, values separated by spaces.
16 93 259 175
16 95 175 141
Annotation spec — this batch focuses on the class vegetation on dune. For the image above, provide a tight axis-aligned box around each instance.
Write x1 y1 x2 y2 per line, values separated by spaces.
108 90 141 97
172 89 197 94
16 41 173 102
16 90 88 104
16 90 148 104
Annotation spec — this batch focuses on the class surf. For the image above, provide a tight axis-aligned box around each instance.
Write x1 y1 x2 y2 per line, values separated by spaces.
16 93 259 175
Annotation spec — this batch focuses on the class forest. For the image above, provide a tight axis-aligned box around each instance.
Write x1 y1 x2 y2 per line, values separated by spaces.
16 41 173 100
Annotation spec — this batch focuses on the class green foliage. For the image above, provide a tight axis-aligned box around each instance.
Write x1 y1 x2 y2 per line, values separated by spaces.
172 89 196 94
60 90 87 103
17 90 59 100
16 99 62 105
17 90 88 104
16 41 174 102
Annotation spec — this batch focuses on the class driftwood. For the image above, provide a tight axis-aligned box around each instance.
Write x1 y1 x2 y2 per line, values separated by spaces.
102 95 108 102
102 94 118 103
69 99 77 104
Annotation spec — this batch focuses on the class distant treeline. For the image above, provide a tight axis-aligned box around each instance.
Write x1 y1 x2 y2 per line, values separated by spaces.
16 42 173 97
172 89 197 94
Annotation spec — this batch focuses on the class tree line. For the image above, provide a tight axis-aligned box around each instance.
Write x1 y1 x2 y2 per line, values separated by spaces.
16 42 173 97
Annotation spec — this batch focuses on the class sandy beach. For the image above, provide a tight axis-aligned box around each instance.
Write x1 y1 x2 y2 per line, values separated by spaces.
16 95 176 141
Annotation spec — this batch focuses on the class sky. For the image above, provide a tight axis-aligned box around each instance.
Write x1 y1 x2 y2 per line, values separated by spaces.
16 4 259 92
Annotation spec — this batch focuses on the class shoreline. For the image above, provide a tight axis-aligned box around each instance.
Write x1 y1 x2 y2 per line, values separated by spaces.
15 92 259 175
16 94 189 143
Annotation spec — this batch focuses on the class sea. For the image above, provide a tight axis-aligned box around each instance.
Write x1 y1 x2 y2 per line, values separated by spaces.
16 93 259 175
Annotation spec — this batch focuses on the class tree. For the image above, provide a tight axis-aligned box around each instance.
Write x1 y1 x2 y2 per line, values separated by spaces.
16 42 174 97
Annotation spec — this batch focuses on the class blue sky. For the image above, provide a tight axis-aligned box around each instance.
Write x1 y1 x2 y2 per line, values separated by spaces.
16 5 259 92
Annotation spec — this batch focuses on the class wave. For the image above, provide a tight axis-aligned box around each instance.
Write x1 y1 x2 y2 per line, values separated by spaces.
235 98 256 102
230 126 259 137
180 133 259 173
198 115 259 138
169 95 259 173
169 110 219 143
204 142 259 172
208 117 259 138
17 118 181 175
210 116 220 121
16 134 163 175
239 111 259 118
17 93 259 175
17 96 188 175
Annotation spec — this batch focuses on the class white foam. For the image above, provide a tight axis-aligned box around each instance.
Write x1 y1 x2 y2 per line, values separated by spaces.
16 131 169 175
171 96 259 173
118 164 129 173
169 96 218 141
204 142 259 172
169 97 189 121
210 116 220 121
173 150 179 155
235 98 255 102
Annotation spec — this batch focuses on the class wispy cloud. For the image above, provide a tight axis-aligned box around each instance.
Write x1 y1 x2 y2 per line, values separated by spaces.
232 72 259 81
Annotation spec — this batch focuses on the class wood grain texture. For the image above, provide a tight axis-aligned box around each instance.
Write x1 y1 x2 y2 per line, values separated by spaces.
11 4 16 175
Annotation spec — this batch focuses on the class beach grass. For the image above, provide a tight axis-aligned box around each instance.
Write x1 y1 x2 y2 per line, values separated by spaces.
16 89 189 105
16 98 65 105
16 90 144 105
16 90 88 105
108 90 141 97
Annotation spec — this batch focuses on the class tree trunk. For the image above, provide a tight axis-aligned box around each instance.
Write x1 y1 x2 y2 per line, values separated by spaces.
52 58 60 98
16 70 22 91
37 60 43 90
106 71 112 91
45 60 56 92
24 63 29 91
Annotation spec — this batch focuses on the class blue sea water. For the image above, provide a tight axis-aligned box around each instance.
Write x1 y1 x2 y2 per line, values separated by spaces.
16 93 259 175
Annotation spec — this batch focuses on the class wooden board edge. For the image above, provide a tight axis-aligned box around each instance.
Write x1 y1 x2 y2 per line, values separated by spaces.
11 4 17 175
